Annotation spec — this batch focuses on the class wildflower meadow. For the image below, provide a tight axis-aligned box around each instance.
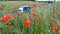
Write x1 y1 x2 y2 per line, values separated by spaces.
0 1 60 34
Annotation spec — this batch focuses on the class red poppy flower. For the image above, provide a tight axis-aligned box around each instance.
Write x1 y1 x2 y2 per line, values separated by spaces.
6 14 13 19
33 3 36 7
18 12 22 17
32 11 35 17
13 16 16 19
52 26 58 31
26 18 31 23
23 18 31 27
51 18 56 22
35 18 39 22
23 21 31 27
2 16 8 22
0 6 3 10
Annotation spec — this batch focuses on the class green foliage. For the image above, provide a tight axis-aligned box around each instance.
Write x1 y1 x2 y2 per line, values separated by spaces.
0 2 60 34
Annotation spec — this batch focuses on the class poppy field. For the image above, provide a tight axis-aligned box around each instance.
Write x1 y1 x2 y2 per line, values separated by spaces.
0 1 60 34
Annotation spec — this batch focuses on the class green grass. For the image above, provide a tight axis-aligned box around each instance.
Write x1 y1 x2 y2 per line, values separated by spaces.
0 1 60 34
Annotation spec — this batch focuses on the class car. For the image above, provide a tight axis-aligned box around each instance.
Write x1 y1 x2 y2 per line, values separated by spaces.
18 5 31 13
